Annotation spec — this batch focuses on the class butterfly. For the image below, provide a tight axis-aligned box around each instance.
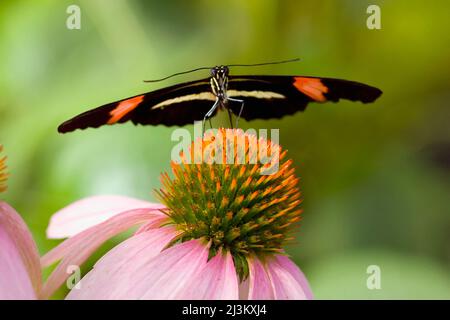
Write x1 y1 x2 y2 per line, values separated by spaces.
57 59 382 133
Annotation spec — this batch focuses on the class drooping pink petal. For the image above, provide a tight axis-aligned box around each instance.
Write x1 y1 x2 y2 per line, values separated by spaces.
0 228 35 299
247 255 313 300
41 208 167 299
66 226 177 299
126 240 231 300
247 257 275 299
265 255 313 300
47 195 165 239
176 249 239 299
238 277 250 300
0 202 41 299
68 239 234 299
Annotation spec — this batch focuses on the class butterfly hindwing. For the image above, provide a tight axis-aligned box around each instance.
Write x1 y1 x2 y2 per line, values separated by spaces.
58 79 213 133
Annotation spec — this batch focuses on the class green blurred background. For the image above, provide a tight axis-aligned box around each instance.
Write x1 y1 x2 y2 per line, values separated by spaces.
1 0 449 299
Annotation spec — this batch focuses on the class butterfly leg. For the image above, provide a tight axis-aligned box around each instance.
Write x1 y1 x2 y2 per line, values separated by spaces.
228 97 245 128
202 98 219 134
227 108 234 129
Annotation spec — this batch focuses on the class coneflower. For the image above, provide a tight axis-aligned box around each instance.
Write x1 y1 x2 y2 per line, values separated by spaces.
42 129 312 299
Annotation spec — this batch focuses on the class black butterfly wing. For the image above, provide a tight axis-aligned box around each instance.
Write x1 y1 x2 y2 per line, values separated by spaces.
226 75 382 120
58 79 215 133
58 75 382 133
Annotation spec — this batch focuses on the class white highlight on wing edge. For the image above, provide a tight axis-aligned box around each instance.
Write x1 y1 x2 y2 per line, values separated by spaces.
152 92 216 109
227 90 285 99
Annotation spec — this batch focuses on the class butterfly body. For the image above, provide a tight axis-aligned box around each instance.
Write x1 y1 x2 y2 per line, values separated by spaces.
58 64 382 133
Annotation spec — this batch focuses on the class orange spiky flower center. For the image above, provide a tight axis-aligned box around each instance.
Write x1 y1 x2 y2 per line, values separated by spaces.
0 145 8 193
156 128 302 280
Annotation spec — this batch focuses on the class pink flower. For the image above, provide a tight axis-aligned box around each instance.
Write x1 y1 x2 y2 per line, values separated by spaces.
0 202 42 299
42 129 313 300
0 146 42 299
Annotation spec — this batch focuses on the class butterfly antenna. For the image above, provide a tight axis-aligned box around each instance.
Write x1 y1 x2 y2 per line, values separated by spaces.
143 66 213 83
143 58 300 82
226 58 300 68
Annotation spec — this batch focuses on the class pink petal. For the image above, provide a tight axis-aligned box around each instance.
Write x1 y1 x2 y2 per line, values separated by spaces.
68 238 237 300
0 228 35 299
41 208 167 299
47 195 165 239
265 255 313 300
66 226 177 299
176 249 239 299
128 240 235 300
238 277 250 300
0 201 41 299
247 257 275 299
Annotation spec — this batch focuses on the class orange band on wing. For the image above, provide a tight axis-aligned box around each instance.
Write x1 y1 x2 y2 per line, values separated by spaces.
293 77 328 102
107 95 145 124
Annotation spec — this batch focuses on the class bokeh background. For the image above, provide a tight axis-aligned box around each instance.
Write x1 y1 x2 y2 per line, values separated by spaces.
1 0 449 299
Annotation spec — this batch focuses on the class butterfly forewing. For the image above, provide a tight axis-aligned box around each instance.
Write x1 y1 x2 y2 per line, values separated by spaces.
58 79 212 133
226 76 382 120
